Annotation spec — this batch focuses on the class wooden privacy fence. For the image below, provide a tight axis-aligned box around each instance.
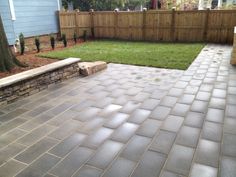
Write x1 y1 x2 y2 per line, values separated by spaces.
59 10 236 44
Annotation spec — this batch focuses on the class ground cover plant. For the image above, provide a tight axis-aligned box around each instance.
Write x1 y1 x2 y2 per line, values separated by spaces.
39 40 205 70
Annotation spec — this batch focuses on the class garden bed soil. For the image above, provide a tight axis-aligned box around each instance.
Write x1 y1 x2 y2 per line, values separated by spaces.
0 40 84 79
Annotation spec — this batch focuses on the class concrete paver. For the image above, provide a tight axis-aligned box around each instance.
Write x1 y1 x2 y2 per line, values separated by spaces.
0 44 235 177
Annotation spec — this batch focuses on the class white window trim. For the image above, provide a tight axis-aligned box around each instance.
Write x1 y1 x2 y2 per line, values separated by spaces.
8 0 16 20
57 0 61 11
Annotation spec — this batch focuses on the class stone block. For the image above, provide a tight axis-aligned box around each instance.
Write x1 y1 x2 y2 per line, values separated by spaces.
79 61 107 76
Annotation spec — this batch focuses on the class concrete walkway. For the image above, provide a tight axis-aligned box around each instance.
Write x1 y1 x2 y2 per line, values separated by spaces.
0 44 235 177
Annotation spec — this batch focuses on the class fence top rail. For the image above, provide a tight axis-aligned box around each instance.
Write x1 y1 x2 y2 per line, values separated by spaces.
59 9 236 15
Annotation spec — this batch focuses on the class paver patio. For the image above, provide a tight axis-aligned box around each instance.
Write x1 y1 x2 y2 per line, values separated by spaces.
0 44 236 177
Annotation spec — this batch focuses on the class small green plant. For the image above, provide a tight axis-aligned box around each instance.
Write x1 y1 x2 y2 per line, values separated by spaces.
35 37 40 53
50 35 55 50
83 30 87 42
62 33 67 47
19 33 25 55
73 32 77 44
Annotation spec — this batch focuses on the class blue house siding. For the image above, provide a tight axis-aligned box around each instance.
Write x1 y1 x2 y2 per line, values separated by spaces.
0 0 15 45
0 0 61 45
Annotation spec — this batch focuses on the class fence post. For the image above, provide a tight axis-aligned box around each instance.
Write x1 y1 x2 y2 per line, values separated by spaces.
58 11 62 36
90 9 95 38
230 27 236 65
204 8 210 42
171 8 176 41
142 9 147 41
74 11 79 37
114 11 118 39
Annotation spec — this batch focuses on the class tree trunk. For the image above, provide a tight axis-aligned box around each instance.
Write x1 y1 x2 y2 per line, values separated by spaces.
0 14 25 72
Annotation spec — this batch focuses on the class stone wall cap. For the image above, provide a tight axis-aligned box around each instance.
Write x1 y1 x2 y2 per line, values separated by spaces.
0 58 80 89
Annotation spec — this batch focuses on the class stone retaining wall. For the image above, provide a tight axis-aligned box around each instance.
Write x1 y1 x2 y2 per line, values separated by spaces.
231 27 236 65
0 58 80 105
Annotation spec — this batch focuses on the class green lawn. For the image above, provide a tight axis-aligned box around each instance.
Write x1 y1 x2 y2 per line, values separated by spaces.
39 40 205 70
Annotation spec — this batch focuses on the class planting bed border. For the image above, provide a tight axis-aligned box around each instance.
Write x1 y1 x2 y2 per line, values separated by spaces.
0 58 81 105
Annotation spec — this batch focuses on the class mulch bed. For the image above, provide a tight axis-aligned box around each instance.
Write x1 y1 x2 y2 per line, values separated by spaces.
0 40 84 79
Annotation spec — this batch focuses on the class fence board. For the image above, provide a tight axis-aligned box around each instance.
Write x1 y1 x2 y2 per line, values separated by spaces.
59 10 236 44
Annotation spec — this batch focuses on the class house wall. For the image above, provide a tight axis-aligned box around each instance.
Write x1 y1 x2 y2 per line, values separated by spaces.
0 1 15 45
0 0 61 45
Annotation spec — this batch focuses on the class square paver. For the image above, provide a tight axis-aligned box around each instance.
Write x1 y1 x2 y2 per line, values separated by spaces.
131 151 166 177
150 106 171 120
195 139 220 167
227 94 236 105
160 171 183 177
99 104 122 117
222 133 236 157
196 91 211 101
121 135 151 162
128 109 151 124
103 158 136 177
82 127 113 149
176 126 200 148
209 97 226 110
228 87 236 95
191 100 208 113
202 121 222 142
87 140 123 169
168 88 184 97
72 165 102 177
160 96 178 107
111 122 139 143
226 105 236 118
132 92 150 102
151 90 168 99
220 156 236 177
212 89 227 98
199 84 214 92
224 118 236 135
178 94 195 104
171 103 190 117
104 113 129 129
74 107 101 122
190 163 217 177
136 119 162 138
120 101 141 114
150 130 176 154
140 98 160 110
165 144 194 176
206 108 225 123
184 86 199 95
161 115 184 132
184 112 205 128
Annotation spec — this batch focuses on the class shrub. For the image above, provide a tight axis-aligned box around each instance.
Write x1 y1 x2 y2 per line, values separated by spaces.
19 33 25 55
83 30 87 42
35 37 40 53
73 32 77 44
62 33 67 47
50 35 55 50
